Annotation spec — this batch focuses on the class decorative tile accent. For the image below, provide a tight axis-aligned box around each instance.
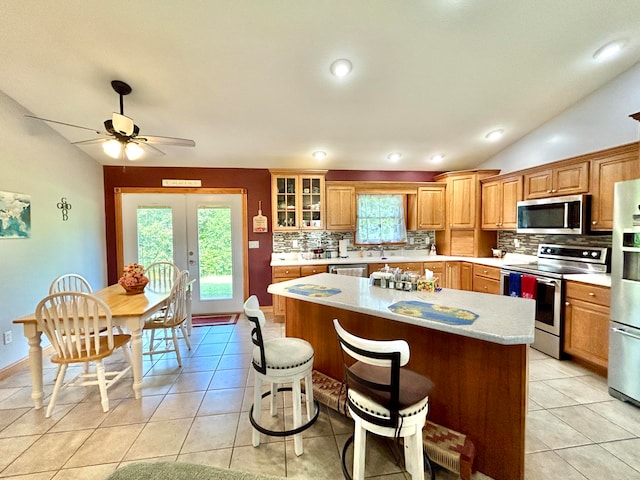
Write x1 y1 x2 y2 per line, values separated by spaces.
285 284 341 297
498 231 612 256
388 300 478 325
273 230 435 254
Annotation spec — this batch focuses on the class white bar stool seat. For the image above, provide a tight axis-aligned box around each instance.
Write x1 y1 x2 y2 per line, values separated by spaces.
243 295 319 456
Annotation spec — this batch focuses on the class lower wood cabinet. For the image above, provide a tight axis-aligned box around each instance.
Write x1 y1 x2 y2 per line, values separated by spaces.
472 264 501 295
424 262 445 287
368 262 424 276
564 281 611 369
272 265 327 317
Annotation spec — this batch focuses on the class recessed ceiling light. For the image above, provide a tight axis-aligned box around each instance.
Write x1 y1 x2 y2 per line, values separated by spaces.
485 129 504 141
387 152 402 162
593 40 626 61
312 150 326 160
430 154 445 163
330 59 352 77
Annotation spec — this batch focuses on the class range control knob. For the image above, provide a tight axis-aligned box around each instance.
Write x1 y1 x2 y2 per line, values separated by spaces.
583 251 589 256
592 251 599 258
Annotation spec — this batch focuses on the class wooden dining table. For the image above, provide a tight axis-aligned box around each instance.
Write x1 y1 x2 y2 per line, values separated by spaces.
12 283 183 409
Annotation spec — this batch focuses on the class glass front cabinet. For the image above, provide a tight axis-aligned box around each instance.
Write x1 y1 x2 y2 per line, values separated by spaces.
270 170 326 231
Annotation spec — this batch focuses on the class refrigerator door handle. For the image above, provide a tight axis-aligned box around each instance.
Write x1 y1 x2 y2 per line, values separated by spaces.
611 327 640 341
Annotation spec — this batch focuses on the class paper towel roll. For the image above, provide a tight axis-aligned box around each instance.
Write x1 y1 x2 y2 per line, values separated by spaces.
338 239 348 257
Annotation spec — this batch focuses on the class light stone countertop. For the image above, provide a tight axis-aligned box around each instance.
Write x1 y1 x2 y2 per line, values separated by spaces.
268 273 535 346
564 273 611 288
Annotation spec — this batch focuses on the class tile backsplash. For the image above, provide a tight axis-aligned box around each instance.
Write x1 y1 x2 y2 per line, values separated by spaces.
273 230 435 255
498 231 612 256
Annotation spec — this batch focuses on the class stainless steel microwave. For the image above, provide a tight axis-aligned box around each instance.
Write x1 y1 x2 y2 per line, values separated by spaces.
516 194 590 234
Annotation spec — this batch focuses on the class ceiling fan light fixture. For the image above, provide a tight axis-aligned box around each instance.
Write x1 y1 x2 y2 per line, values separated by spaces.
103 139 122 159
125 142 144 161
112 113 134 136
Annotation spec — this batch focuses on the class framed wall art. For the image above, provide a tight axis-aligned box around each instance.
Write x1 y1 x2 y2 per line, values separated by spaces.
0 190 31 238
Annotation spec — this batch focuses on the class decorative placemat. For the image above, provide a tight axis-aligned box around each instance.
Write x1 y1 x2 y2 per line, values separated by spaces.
388 300 478 325
285 284 342 297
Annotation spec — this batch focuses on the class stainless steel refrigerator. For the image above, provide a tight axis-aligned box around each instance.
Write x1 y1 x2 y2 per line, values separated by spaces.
609 178 640 407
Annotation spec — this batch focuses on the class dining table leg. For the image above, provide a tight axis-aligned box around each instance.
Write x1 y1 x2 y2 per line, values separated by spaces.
123 317 144 400
24 324 44 409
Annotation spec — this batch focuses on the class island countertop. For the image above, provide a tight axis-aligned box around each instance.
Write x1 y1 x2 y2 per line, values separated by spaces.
268 272 535 345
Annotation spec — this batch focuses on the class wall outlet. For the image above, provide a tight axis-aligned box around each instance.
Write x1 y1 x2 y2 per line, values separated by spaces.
248 241 259 249
292 240 298 248
514 239 520 248
3 331 12 345
409 237 415 245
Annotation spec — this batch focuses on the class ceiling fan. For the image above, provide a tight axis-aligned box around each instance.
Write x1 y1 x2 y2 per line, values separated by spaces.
26 80 196 161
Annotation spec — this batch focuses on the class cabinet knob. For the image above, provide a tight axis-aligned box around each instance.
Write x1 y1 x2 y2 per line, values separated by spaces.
285 270 289 274
588 292 595 296
592 221 597 225
565 301 570 306
547 190 552 193
483 286 488 290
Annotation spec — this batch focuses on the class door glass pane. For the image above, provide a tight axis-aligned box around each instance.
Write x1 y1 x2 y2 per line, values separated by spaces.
136 207 174 267
198 205 232 300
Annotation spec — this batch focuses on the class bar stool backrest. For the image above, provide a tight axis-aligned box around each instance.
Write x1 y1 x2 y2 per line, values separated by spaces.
243 295 267 375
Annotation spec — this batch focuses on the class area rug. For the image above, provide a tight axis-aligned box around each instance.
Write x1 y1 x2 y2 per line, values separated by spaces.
192 313 239 327
105 461 285 479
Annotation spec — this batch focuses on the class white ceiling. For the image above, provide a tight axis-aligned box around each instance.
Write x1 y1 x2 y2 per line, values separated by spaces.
2 1 640 172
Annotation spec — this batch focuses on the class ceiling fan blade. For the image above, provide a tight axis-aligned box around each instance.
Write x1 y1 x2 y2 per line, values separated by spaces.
136 134 196 147
71 137 110 146
139 142 166 156
25 115 108 135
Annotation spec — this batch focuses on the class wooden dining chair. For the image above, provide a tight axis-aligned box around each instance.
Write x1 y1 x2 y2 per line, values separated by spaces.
144 261 180 293
49 273 92 296
143 270 191 366
35 292 132 417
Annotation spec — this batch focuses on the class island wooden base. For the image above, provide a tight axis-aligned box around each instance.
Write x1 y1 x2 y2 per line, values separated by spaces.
285 297 527 480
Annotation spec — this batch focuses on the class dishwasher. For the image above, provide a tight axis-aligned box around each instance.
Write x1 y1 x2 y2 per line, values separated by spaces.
328 263 368 277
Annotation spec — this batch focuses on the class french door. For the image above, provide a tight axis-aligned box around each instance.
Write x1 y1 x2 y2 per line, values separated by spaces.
120 192 246 314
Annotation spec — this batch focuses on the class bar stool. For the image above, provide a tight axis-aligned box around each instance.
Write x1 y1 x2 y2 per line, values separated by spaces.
333 319 435 480
243 295 319 456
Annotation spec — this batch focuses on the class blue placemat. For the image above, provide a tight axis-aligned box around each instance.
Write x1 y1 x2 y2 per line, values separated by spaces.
388 300 478 325
285 284 342 297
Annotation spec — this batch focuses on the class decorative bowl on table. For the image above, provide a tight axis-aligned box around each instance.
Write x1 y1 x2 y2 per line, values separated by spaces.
118 263 149 295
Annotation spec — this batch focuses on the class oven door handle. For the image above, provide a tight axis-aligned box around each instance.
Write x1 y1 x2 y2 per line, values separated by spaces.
611 327 640 341
536 278 559 287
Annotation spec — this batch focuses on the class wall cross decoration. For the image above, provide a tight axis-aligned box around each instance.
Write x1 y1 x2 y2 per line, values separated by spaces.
57 197 72 221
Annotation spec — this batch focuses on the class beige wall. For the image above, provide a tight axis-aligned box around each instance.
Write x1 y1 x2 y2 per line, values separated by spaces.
0 90 107 370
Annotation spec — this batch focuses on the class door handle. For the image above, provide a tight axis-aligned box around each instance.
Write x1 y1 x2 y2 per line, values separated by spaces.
189 259 195 265
611 327 640 341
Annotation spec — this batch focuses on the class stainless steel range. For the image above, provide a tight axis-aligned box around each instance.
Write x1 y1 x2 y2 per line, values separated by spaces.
500 244 610 358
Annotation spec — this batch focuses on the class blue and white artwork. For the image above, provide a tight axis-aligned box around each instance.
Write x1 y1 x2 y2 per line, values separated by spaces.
0 191 31 238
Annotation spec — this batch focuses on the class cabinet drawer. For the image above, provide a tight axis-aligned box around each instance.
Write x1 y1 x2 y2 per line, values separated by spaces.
301 265 327 276
273 266 301 278
473 264 501 280
473 276 501 295
565 281 610 307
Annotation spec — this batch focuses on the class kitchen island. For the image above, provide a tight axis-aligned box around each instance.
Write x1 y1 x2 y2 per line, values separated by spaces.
268 273 535 480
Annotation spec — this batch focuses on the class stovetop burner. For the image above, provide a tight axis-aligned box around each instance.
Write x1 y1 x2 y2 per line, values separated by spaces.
501 244 610 279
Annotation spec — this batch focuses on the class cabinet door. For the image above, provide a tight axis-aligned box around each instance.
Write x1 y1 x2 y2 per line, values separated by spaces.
300 175 325 230
450 229 475 256
460 262 473 291
590 148 640 231
553 162 589 196
417 185 446 230
445 262 461 289
272 276 297 317
425 262 445 286
564 297 609 368
500 176 523 229
273 175 299 229
481 181 501 230
524 169 553 199
448 175 475 228
326 184 356 230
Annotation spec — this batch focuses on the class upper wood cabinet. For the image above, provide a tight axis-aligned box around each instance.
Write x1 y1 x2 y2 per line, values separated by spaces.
523 160 589 199
589 143 640 231
416 185 446 230
270 170 327 231
434 170 499 257
481 175 522 230
325 182 356 231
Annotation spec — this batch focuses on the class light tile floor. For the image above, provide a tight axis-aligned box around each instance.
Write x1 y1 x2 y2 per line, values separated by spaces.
0 314 639 479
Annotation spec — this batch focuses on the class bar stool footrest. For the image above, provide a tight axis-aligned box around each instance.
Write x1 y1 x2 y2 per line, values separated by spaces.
249 386 320 437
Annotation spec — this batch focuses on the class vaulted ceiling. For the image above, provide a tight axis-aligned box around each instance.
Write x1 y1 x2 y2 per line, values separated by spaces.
2 1 640 171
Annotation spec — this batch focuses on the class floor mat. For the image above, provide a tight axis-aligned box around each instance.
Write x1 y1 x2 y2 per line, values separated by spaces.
192 313 239 326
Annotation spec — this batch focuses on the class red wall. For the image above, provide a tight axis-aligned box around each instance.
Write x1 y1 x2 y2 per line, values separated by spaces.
103 167 443 308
